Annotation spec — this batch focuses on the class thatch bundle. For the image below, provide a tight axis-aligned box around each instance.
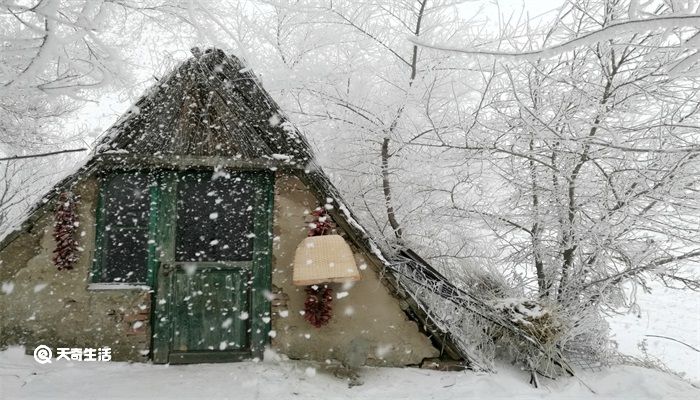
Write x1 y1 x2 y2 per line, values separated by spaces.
493 299 562 345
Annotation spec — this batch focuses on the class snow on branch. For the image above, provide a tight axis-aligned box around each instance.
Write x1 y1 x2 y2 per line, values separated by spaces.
409 14 700 60
0 148 87 162
386 251 575 375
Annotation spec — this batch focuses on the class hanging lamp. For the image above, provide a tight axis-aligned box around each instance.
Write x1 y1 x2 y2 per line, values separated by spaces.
292 206 361 286
293 234 361 286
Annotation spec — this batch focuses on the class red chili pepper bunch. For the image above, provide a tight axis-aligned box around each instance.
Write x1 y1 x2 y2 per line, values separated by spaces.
303 285 333 328
53 192 81 271
307 207 334 237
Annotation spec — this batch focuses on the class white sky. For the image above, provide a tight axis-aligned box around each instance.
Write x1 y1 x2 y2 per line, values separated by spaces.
76 0 567 147
461 0 564 26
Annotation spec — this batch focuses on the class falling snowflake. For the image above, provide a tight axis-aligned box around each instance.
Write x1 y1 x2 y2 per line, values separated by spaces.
375 344 392 359
33 283 48 293
183 264 197 276
1 282 14 295
269 114 282 127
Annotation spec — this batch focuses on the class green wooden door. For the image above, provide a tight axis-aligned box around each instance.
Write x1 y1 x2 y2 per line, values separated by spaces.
168 265 250 362
152 170 274 364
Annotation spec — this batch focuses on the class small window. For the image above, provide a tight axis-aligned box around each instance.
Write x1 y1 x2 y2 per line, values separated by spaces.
95 172 155 283
175 173 255 262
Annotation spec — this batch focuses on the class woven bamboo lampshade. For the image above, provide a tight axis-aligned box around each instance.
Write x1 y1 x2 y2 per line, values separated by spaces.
293 235 361 286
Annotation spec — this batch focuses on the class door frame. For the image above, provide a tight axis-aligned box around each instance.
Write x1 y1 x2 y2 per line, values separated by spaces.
150 169 275 364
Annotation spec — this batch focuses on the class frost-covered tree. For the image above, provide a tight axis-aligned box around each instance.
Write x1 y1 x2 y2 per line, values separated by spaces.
251 1 491 256
398 0 700 363
0 0 194 233
414 0 700 73
1 0 124 149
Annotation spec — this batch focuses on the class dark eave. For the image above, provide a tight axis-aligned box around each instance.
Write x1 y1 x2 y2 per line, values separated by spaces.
95 154 306 171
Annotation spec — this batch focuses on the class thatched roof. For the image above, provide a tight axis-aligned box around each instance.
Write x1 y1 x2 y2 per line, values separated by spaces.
95 48 312 164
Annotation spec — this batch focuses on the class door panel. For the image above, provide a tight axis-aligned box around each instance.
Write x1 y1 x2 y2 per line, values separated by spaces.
151 171 274 364
170 266 250 352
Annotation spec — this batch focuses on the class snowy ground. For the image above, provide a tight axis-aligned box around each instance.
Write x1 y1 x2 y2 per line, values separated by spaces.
0 346 697 400
608 282 700 383
2 283 697 399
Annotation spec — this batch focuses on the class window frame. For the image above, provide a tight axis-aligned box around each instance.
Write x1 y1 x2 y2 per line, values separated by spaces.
91 170 160 287
173 170 257 263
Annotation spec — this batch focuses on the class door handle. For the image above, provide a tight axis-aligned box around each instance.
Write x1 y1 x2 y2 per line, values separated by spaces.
161 264 174 276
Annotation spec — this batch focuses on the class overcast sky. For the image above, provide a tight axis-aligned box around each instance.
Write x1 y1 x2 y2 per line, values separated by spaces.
76 0 566 147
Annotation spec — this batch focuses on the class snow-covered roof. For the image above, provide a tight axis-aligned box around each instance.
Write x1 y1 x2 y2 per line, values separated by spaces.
95 48 312 165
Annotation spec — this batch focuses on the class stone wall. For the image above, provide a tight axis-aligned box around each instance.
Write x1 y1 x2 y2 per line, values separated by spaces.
0 176 151 361
270 174 439 366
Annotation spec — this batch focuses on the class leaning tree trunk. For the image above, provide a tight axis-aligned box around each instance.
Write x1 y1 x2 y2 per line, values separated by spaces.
381 136 403 241
379 0 427 245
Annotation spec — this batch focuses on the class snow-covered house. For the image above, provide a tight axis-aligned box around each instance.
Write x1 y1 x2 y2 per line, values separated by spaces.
0 49 461 366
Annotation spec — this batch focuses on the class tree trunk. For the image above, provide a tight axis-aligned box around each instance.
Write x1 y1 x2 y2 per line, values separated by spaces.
382 136 403 242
